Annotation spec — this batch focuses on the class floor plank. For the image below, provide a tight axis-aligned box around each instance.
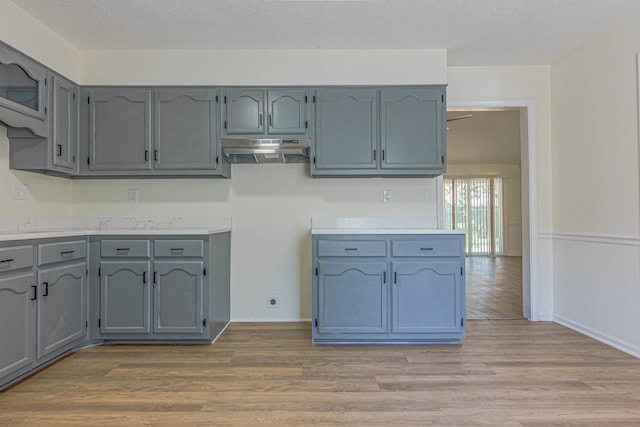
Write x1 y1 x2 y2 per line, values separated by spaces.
2 321 640 426
467 256 523 319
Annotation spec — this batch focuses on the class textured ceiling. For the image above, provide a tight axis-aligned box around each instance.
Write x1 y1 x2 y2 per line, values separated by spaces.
9 0 640 65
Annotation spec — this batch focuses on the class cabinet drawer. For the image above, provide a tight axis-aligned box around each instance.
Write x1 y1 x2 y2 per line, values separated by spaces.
317 240 386 257
0 245 34 272
101 240 150 258
38 240 87 266
154 240 204 258
391 238 462 257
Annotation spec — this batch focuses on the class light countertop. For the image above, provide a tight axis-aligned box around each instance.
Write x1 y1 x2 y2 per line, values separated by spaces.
310 217 466 235
0 228 232 242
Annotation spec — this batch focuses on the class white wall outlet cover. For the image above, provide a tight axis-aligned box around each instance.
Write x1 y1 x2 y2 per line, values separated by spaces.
128 188 140 203
267 295 280 308
425 190 433 203
383 189 392 203
11 183 28 200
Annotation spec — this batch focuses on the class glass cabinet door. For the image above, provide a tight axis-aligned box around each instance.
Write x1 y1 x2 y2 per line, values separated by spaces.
0 43 49 136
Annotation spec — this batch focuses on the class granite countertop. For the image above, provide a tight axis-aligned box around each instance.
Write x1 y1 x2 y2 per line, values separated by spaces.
310 217 467 235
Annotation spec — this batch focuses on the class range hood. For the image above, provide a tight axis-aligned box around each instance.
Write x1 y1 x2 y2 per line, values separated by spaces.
222 138 310 164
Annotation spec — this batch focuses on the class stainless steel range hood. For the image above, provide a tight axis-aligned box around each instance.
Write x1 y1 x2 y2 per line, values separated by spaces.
222 138 310 164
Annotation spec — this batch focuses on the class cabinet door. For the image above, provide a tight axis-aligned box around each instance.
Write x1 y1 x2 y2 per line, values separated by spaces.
51 73 78 171
153 261 204 334
223 89 264 135
0 273 36 379
154 90 218 170
381 87 444 171
391 260 462 334
0 43 49 136
314 89 378 170
317 260 387 334
88 89 152 171
267 89 307 135
37 263 86 358
100 261 151 334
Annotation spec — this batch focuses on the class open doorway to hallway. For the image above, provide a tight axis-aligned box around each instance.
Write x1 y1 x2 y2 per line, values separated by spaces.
445 109 525 320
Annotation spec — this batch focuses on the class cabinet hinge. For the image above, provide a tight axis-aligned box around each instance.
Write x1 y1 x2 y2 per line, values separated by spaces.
314 318 318 327
305 95 308 103
461 318 464 327
44 107 47 115
44 78 47 87
87 157 90 165
313 156 316 165
87 96 90 105
215 95 219 103
73 155 76 163
224 121 227 129
441 94 444 103
305 120 308 129
85 320 88 328
203 318 207 327
86 269 89 276
315 267 318 276
98 267 101 277
224 96 227 104
203 267 207 276
215 156 219 165
313 95 316 103
72 93 76 100
98 318 101 328
442 155 445 164
461 267 463 276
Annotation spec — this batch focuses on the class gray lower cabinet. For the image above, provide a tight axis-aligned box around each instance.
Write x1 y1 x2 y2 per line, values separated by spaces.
37 263 87 358
312 234 465 344
222 88 310 138
0 239 88 390
311 85 446 177
94 234 230 342
0 41 49 137
100 260 151 334
7 71 79 176
0 273 36 382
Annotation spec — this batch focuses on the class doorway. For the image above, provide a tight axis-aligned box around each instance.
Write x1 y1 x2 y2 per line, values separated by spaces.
444 106 531 320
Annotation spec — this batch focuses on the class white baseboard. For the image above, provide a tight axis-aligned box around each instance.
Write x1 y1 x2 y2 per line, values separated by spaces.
554 314 640 359
535 312 554 321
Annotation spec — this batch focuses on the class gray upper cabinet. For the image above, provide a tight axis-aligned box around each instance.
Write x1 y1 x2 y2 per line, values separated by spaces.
313 88 378 172
88 89 152 171
155 90 218 170
51 73 78 171
82 87 229 178
312 85 446 177
222 88 309 138
7 71 79 176
0 42 49 137
381 87 444 172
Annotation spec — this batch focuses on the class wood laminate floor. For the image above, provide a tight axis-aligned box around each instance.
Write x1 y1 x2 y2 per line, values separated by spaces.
2 321 640 426
467 256 523 320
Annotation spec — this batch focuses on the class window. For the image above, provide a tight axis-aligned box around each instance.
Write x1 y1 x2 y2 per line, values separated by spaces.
444 177 503 256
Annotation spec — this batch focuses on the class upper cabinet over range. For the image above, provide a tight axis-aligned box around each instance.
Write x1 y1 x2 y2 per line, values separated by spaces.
0 42 49 137
312 86 446 177
222 88 311 138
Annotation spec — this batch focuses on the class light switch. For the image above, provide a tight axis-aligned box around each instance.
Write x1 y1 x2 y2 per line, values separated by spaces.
383 189 392 204
128 188 140 203
11 183 28 200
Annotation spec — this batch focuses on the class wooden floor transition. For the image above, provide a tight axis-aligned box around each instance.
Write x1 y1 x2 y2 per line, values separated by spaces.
467 256 523 320
2 321 640 426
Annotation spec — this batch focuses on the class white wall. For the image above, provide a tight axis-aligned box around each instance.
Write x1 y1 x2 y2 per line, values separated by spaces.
447 66 553 320
551 9 640 356
0 1 77 221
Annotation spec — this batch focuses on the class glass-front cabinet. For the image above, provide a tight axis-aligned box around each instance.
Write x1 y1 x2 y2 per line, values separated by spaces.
0 42 49 137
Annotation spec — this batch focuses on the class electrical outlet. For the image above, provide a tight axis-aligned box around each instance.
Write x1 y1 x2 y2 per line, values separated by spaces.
11 183 28 200
128 188 140 203
383 189 392 203
267 295 280 308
